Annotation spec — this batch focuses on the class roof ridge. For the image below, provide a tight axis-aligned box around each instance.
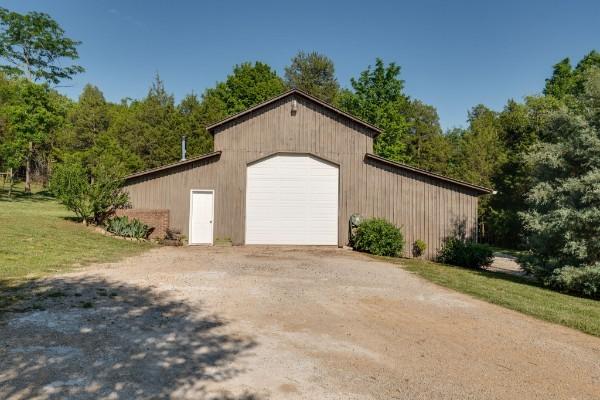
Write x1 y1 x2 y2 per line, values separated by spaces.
205 89 382 135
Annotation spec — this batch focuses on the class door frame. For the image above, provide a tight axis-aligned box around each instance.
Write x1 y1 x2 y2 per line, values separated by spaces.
188 189 215 245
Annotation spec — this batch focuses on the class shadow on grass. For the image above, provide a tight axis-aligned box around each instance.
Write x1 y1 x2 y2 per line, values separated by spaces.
0 188 55 203
0 276 260 400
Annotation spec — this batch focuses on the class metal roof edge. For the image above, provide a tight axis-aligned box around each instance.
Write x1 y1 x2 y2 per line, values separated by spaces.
364 153 493 195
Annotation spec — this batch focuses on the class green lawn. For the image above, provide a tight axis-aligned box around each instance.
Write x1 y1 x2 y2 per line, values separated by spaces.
489 245 526 258
0 184 152 284
382 257 600 337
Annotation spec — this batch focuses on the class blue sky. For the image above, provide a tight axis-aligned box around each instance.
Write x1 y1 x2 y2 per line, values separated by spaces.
3 0 600 129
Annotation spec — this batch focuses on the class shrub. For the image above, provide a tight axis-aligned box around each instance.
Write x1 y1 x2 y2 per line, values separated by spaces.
412 239 427 258
437 237 493 269
105 216 150 239
546 265 600 299
353 218 404 257
49 159 128 225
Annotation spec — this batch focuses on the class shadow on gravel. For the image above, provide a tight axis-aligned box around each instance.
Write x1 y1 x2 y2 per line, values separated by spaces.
0 277 260 400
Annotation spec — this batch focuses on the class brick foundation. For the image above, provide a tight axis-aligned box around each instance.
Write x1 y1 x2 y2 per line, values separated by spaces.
114 209 169 239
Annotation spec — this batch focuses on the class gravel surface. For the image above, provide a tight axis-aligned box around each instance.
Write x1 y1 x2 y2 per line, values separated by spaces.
1 246 599 399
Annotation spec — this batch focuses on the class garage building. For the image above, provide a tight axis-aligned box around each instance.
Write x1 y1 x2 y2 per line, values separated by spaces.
123 89 491 258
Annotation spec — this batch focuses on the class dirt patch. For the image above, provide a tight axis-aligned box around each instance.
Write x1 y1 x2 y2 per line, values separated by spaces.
489 254 528 277
1 246 599 399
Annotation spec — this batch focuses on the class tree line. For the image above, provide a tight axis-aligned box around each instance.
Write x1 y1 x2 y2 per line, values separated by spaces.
2 6 600 285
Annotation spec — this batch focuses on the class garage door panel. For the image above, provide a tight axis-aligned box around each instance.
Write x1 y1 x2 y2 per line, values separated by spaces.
246 154 338 245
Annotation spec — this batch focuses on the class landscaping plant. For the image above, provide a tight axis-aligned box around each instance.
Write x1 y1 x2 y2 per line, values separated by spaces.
352 218 404 257
437 237 494 269
412 239 427 258
105 216 150 239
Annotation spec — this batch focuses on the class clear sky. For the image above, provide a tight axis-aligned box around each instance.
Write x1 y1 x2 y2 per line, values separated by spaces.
3 0 600 130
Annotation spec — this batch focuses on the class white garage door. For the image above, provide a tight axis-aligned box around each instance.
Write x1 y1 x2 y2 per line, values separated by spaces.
246 154 339 245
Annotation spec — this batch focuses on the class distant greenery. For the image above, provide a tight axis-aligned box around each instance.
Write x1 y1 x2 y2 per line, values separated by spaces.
390 257 600 337
285 51 339 103
0 184 151 284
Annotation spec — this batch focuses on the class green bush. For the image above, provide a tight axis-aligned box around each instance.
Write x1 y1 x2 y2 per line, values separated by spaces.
105 216 150 239
412 239 427 258
437 237 493 269
353 218 404 257
49 158 128 225
546 265 600 299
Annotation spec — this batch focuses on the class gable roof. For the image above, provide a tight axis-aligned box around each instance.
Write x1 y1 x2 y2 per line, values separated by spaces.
365 153 493 195
124 151 221 180
205 88 383 135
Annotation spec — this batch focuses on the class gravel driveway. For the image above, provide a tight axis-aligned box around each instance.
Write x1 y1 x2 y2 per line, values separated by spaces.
1 246 599 399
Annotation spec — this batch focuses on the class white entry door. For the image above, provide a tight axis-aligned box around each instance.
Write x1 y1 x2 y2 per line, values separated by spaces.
189 190 214 245
246 154 339 245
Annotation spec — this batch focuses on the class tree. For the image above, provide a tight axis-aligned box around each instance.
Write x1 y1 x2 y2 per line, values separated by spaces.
454 105 506 188
0 7 84 84
109 74 184 169
0 78 65 193
49 155 129 225
284 51 339 103
178 93 213 157
0 7 82 192
200 62 287 124
404 100 452 174
338 59 411 162
544 58 574 99
67 84 109 151
544 51 600 102
519 70 600 298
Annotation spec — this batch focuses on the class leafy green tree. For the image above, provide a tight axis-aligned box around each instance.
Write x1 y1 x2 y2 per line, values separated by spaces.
0 7 81 192
178 93 213 156
484 96 562 246
519 77 600 297
544 58 574 99
449 105 507 240
404 99 452 174
106 74 185 169
544 51 600 102
0 78 65 192
67 84 110 151
0 7 84 84
284 51 339 103
85 133 143 178
200 61 287 124
49 155 129 225
455 105 506 188
338 59 411 162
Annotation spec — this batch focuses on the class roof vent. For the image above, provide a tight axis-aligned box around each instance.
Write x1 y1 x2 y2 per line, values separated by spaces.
181 136 187 161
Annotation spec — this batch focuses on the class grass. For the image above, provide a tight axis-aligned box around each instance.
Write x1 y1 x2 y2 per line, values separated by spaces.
381 256 600 337
488 245 526 258
0 183 153 285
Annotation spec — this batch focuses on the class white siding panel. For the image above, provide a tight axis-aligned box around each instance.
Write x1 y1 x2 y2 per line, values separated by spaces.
246 154 338 245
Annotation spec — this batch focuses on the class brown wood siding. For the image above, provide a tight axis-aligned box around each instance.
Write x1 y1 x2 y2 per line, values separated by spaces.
124 94 480 259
